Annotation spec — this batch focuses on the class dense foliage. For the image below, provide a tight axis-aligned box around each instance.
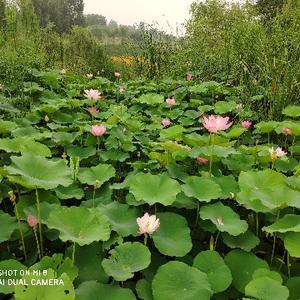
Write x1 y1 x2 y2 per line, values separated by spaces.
0 72 300 299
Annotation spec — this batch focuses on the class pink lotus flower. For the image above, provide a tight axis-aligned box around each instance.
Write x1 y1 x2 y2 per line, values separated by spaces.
166 98 176 106
186 73 193 81
241 121 252 129
162 118 171 127
196 156 209 165
114 72 121 78
91 125 106 137
269 147 287 160
87 106 99 114
203 115 232 133
86 73 93 79
137 213 160 235
27 214 37 227
282 127 292 136
118 85 125 93
84 89 101 100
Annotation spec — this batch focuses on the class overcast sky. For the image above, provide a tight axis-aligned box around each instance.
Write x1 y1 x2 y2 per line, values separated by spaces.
84 0 197 34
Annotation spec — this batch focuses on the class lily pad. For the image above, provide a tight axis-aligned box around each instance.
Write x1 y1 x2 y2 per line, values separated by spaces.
98 202 139 237
14 269 75 300
0 260 27 294
224 249 269 293
222 230 260 251
152 212 192 257
129 173 181 206
47 206 111 245
193 250 232 293
77 164 115 185
263 215 300 233
200 202 248 236
0 212 18 243
102 242 151 281
76 281 136 300
245 276 289 300
6 153 72 190
54 183 84 200
152 261 212 300
284 232 300 258
182 176 222 202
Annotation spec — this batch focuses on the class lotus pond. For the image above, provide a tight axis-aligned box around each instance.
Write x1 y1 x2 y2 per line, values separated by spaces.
0 71 300 299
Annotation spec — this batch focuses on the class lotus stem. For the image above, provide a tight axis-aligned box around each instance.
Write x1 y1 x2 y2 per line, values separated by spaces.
270 210 280 265
144 233 148 246
194 202 200 228
15 206 27 261
214 231 220 250
33 226 41 260
209 134 214 177
35 188 43 256
72 243 76 264
287 252 291 278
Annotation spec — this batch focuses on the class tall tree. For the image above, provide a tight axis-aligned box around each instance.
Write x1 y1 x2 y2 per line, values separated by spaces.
32 0 84 33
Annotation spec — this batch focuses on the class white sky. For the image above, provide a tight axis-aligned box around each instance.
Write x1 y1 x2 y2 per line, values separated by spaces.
84 0 197 35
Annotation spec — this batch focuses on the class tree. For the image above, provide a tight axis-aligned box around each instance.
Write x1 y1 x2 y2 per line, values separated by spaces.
0 0 6 30
85 14 107 26
255 0 285 21
32 0 84 33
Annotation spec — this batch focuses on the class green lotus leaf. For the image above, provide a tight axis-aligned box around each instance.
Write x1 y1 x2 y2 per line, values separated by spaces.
284 232 300 258
224 249 269 293
211 175 239 199
0 211 18 243
200 202 248 236
214 100 237 114
76 281 136 300
129 173 181 205
252 268 282 283
222 154 255 172
193 250 232 293
77 164 115 185
100 150 129 162
137 93 164 105
0 120 17 134
172 192 198 209
67 242 108 284
160 125 184 140
245 276 289 300
285 277 300 300
66 145 96 159
263 215 300 233
29 254 78 281
52 131 79 145
190 145 236 159
98 202 139 237
6 153 73 190
14 269 75 300
136 279 153 300
255 121 279 133
152 261 212 300
282 105 300 117
152 212 192 257
224 126 247 138
182 176 222 202
237 169 299 212
0 138 51 156
222 230 260 251
54 183 84 200
47 206 111 245
0 260 26 294
102 242 151 281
